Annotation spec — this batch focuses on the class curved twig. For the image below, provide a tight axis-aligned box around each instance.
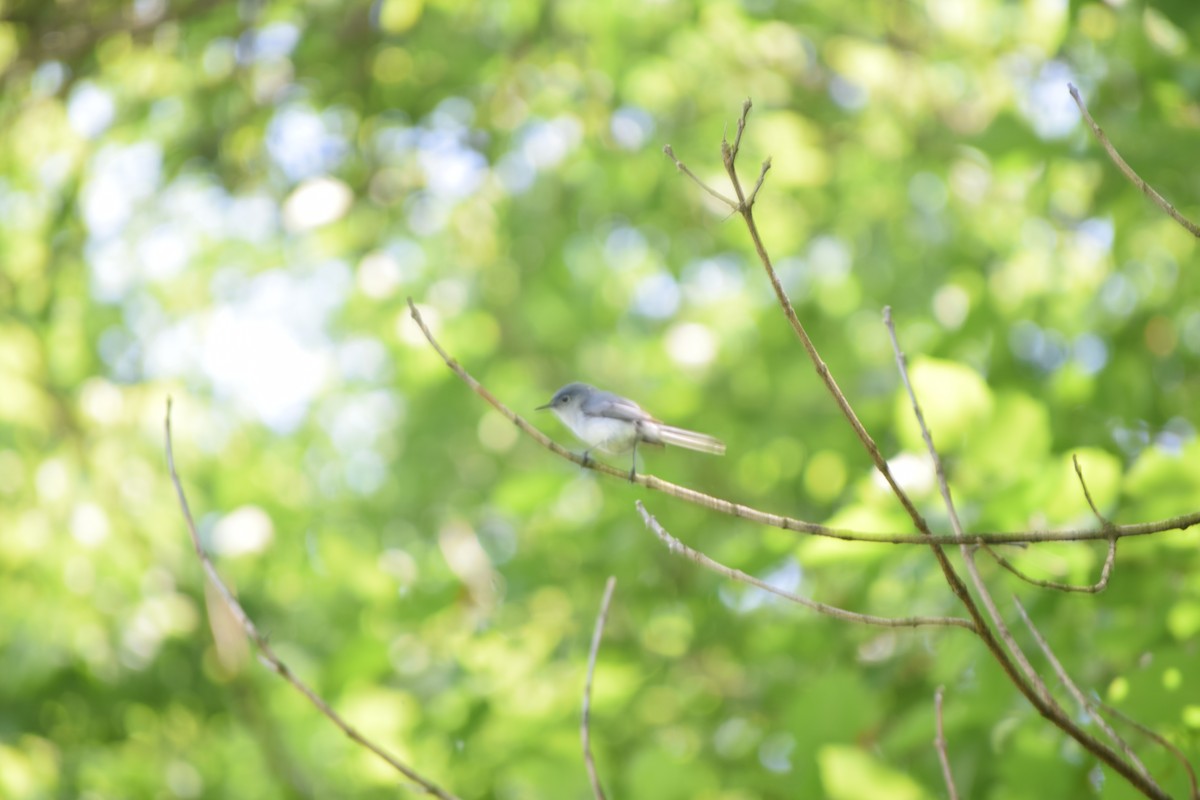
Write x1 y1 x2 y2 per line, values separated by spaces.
164 400 462 800
981 537 1117 594
663 144 738 209
635 501 975 631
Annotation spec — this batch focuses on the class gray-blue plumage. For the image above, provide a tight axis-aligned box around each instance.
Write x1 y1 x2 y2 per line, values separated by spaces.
537 383 724 478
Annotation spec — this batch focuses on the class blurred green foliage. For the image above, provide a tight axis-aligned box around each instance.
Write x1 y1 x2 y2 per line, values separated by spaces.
1 0 1199 797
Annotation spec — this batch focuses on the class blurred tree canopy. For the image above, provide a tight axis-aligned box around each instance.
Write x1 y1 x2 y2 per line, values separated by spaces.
1 0 1199 797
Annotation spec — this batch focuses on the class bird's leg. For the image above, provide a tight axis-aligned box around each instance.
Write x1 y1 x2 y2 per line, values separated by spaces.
628 439 639 483
580 449 593 468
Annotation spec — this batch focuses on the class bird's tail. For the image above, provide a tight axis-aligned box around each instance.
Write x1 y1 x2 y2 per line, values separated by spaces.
657 425 726 455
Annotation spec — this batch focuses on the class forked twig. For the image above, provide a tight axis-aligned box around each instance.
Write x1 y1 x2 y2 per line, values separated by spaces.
716 122 938 542
164 400 461 800
582 577 616 800
1068 83 1200 238
667 104 935 536
635 501 975 631
700 112 1041 733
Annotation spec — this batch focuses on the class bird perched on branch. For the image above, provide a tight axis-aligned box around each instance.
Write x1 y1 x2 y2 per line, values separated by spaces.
538 382 725 480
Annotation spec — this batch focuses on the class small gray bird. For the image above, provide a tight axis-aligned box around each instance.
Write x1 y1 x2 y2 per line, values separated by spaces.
537 382 725 480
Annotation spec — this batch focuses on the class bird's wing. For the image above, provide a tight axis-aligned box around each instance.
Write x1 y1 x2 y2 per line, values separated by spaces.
582 390 656 423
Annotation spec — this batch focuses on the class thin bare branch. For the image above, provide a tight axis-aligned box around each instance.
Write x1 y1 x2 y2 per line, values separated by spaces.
582 577 616 800
662 145 738 209
635 501 975 631
1096 700 1200 800
746 158 772 207
727 97 752 163
884 307 1064 715
883 306 1046 696
710 111 941 554
934 686 959 800
164 399 462 800
882 307 967 536
1013 597 1158 787
1068 83 1200 238
1073 454 1112 527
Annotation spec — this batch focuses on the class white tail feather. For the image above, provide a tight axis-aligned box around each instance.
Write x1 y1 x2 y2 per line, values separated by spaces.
656 425 726 455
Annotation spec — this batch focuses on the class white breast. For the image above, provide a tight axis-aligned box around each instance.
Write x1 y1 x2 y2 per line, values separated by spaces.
573 415 641 453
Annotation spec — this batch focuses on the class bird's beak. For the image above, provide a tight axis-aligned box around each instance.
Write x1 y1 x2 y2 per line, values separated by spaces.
535 401 552 411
